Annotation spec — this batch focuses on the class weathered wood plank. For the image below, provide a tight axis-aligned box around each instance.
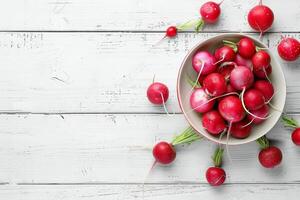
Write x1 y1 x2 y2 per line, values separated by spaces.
0 32 299 113
0 113 299 184
0 0 299 32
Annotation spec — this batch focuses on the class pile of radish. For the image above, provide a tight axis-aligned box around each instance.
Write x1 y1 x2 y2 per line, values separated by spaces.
189 37 274 140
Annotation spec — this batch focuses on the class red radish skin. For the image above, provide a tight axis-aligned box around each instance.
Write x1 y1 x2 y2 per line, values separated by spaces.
226 83 236 93
200 1 221 24
277 37 300 61
231 119 252 139
248 3 274 33
247 104 269 124
258 146 282 168
218 96 245 122
203 73 227 96
254 80 274 102
237 38 256 59
243 89 265 111
202 110 227 135
234 54 253 70
190 88 215 113
230 66 254 91
165 26 178 38
152 142 176 164
291 128 300 146
214 46 236 63
192 51 217 75
252 50 271 72
254 65 272 79
218 63 235 79
147 82 169 105
206 167 226 186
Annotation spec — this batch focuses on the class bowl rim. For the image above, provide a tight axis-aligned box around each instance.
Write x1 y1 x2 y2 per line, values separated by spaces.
176 33 286 145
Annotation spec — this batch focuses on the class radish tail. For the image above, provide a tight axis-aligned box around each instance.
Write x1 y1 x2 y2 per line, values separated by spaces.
268 102 284 114
142 160 157 199
218 129 227 146
160 92 175 116
152 74 156 83
213 55 225 65
263 68 272 83
242 118 254 128
219 0 225 6
259 0 263 5
240 88 272 120
225 122 233 165
153 35 166 47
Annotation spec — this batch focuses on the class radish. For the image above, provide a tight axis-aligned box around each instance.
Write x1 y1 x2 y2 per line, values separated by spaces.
237 38 256 59
165 26 177 38
256 135 282 168
218 62 235 79
226 83 236 93
214 46 236 63
248 0 274 34
254 65 272 79
192 51 217 75
202 110 227 135
234 54 253 70
231 119 252 139
203 73 227 96
282 115 300 146
247 104 269 124
218 96 245 123
253 80 274 102
277 37 300 61
206 147 226 186
252 50 271 72
147 82 169 105
243 89 265 111
200 1 222 24
230 66 254 91
190 88 215 113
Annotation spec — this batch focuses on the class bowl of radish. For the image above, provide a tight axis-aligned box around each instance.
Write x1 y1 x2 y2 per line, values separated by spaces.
177 33 286 145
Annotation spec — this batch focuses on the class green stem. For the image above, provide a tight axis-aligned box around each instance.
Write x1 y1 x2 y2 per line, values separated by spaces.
282 115 299 129
212 147 224 167
186 74 201 88
177 18 204 33
223 40 238 52
256 135 270 149
171 127 202 146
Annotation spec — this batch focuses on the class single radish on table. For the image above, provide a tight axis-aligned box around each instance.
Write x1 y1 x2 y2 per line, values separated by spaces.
282 115 300 146
247 0 274 35
256 135 282 168
206 147 226 186
147 82 169 105
277 37 300 61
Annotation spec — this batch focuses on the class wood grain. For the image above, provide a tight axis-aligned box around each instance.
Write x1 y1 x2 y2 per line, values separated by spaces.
0 184 299 200
0 32 299 113
0 113 299 184
0 0 299 32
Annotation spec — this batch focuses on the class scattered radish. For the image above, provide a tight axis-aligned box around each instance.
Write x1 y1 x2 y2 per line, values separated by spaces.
203 73 227 96
231 119 252 139
200 1 222 24
190 88 215 113
147 82 169 105
237 38 256 59
252 50 271 72
165 26 178 38
256 135 282 168
243 89 265 111
282 115 300 146
247 0 274 34
206 147 226 186
202 110 227 135
247 104 269 124
229 66 254 91
277 37 300 61
218 96 245 123
253 80 274 102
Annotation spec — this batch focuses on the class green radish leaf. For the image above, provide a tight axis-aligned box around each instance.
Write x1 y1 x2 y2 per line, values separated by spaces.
256 135 270 149
212 147 224 167
282 115 299 128
171 126 202 146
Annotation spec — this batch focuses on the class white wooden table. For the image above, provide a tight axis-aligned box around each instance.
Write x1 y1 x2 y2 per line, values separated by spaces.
0 0 300 199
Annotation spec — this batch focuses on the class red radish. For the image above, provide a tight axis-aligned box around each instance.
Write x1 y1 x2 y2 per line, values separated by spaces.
247 104 269 124
214 46 236 63
218 96 245 123
203 73 227 96
277 37 300 61
243 89 265 111
254 80 274 102
192 51 217 75
257 135 282 168
165 26 178 38
206 147 226 186
147 82 169 105
282 115 300 146
254 65 272 79
218 62 235 79
202 110 227 135
190 88 215 113
226 83 236 93
200 1 222 24
247 1 274 33
237 37 256 59
231 119 252 139
230 66 254 91
252 50 271 72
152 142 176 164
234 54 253 70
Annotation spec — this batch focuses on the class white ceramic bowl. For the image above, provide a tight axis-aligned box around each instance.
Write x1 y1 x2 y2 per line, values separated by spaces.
177 33 286 145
